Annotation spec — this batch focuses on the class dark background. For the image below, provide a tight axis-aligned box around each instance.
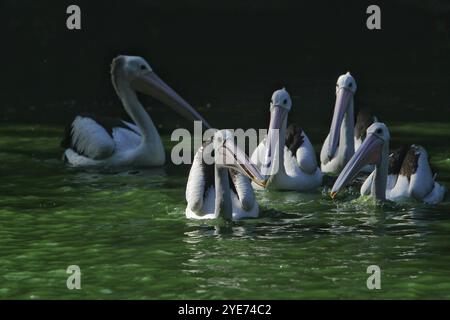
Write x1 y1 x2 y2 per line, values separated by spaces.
1 0 449 131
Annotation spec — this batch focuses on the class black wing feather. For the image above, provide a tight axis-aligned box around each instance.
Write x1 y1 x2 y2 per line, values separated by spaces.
285 123 304 157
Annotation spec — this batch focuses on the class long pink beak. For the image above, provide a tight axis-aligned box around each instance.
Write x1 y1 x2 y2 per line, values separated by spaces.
328 88 353 159
330 132 383 199
217 139 267 188
261 106 288 177
132 72 211 129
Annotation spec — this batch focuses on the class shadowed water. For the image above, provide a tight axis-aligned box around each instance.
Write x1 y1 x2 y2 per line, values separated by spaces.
0 123 450 299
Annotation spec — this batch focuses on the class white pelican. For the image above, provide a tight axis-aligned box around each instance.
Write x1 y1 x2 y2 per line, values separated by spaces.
320 72 357 175
61 55 210 168
250 88 322 191
331 122 446 204
185 130 266 221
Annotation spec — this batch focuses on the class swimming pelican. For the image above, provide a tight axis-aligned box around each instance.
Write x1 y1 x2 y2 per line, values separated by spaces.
250 88 322 191
61 55 210 168
331 122 446 204
320 72 357 175
185 130 266 220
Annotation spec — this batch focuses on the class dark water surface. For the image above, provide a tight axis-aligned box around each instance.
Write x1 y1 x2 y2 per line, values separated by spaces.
1 122 449 299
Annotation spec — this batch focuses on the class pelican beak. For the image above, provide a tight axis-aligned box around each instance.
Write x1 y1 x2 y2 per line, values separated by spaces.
131 71 211 129
328 88 353 159
261 105 288 177
217 139 267 188
330 132 383 198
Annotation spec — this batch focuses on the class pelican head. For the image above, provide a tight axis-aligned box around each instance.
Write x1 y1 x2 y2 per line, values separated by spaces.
111 55 211 128
212 130 266 188
327 72 357 159
331 122 389 199
261 88 292 176
270 88 292 112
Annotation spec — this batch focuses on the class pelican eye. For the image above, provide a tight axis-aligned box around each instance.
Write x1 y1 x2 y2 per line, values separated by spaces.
376 128 382 134
140 65 146 70
283 99 288 105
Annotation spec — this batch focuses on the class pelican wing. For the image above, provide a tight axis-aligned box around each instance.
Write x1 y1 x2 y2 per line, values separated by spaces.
389 145 409 176
229 169 256 211
112 121 142 153
422 181 446 204
296 133 319 174
285 124 318 175
61 115 141 160
361 146 409 197
185 142 215 213
320 133 331 166
405 145 435 200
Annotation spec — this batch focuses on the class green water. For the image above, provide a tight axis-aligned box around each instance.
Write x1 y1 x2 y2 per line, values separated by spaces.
1 123 450 299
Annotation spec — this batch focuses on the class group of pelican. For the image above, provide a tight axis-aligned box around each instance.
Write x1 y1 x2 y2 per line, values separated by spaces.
61 55 446 221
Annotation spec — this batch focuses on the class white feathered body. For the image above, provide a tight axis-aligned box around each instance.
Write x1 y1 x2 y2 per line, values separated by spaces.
251 131 322 191
185 143 259 220
63 116 165 168
361 145 446 204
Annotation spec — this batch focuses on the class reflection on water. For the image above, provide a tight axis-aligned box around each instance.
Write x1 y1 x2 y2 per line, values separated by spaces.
0 124 450 299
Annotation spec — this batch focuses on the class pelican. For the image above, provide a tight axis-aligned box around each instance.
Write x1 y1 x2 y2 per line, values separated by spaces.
250 88 322 191
185 130 266 221
331 122 446 204
61 55 210 168
320 72 357 175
